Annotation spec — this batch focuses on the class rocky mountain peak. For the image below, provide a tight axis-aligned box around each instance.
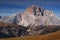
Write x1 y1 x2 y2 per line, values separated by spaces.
0 5 60 27
25 5 44 16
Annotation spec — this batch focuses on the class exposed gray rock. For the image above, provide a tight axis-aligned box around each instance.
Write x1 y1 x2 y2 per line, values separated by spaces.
0 24 60 38
0 25 28 38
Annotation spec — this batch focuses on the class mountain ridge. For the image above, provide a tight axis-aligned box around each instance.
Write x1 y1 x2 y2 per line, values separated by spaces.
0 5 60 27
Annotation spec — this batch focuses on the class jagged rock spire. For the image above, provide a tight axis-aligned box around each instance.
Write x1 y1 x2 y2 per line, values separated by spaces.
25 5 45 16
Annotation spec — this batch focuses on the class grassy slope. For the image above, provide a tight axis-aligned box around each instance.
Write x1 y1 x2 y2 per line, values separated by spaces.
0 30 60 40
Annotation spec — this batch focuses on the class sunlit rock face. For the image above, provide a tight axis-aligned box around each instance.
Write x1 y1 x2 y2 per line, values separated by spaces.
17 5 59 27
0 5 60 27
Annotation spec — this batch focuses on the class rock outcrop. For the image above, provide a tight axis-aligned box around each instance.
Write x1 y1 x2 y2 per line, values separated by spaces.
0 22 60 38
0 22 28 38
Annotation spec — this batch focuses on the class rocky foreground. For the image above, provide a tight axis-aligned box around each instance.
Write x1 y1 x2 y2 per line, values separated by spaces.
0 22 60 38
0 30 60 40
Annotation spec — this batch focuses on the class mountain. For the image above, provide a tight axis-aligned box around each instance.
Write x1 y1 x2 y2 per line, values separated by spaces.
0 5 60 27
0 5 60 38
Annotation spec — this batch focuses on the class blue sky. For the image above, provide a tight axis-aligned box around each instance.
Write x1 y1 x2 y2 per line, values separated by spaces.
0 0 60 18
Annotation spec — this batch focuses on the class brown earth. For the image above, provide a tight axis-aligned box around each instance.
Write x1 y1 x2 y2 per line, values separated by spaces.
0 22 16 27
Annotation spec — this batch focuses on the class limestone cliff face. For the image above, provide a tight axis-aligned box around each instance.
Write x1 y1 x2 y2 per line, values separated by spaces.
17 5 59 27
0 5 60 27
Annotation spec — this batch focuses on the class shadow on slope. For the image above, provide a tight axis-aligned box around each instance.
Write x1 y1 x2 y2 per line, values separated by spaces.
0 30 60 40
